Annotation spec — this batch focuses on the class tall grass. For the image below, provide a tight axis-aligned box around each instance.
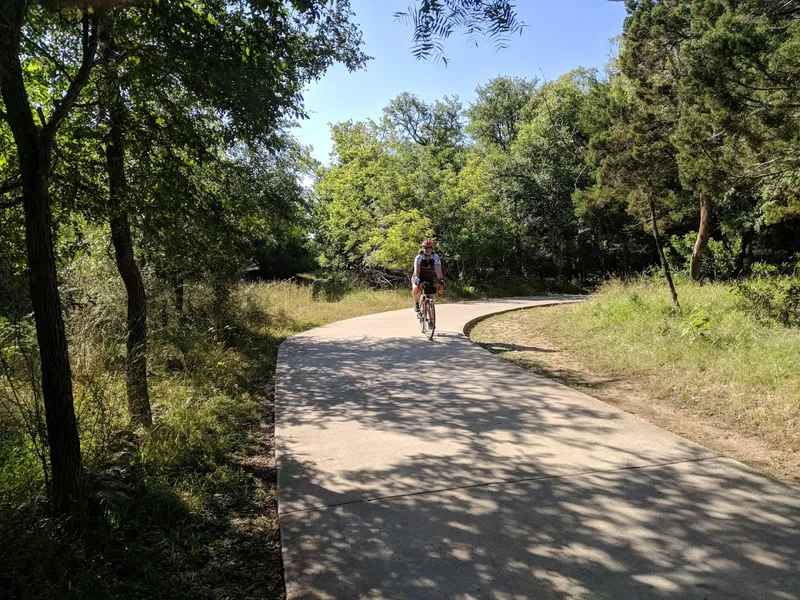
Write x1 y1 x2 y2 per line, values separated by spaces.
236 280 410 335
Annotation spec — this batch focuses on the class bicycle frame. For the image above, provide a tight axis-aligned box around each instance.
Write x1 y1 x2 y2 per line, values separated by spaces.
418 285 438 340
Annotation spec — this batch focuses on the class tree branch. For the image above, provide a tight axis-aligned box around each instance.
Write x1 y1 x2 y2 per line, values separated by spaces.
40 10 99 148
36 106 47 128
22 34 75 85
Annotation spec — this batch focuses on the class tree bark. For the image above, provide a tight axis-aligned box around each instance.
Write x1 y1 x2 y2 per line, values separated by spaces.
0 1 87 516
649 198 680 308
689 196 712 281
103 22 152 428
735 227 754 277
110 216 152 427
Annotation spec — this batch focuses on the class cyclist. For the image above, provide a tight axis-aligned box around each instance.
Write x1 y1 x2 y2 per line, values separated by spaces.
412 239 444 313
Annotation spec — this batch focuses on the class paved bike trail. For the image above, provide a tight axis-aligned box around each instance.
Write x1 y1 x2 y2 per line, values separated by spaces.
275 297 800 599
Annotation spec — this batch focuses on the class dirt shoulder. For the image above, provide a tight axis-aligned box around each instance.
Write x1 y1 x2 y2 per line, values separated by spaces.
469 312 800 487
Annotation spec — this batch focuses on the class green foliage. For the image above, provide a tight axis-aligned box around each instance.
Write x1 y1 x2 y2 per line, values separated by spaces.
668 232 739 281
0 279 412 598
466 76 536 150
678 306 711 343
4 0 800 592
366 209 434 271
383 92 465 148
733 263 800 327
314 72 658 282
396 0 524 64
310 273 350 302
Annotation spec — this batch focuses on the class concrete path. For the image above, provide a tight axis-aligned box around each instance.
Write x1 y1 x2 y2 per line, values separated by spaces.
275 298 800 599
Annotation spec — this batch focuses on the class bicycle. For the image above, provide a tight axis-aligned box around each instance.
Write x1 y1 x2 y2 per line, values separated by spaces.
417 280 443 340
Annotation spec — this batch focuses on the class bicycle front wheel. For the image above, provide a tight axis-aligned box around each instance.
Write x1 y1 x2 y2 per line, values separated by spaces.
425 300 436 340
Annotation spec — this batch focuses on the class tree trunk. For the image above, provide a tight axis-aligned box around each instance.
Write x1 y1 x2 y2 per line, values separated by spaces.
649 198 680 308
110 216 152 428
103 24 152 428
0 2 85 515
689 196 712 281
734 227 754 277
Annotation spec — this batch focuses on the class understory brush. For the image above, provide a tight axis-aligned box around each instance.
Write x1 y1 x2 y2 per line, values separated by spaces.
1 268 412 598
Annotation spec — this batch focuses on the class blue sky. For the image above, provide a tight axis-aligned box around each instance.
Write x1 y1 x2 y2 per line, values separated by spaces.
294 1 628 164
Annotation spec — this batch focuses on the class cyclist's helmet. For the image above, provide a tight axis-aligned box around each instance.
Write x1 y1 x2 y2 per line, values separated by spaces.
421 239 434 249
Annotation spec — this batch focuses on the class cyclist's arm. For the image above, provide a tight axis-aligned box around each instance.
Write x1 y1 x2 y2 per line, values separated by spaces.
434 254 444 280
412 255 421 283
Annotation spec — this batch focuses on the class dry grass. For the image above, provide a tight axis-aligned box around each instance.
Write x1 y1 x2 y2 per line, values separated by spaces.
470 278 800 485
235 281 412 336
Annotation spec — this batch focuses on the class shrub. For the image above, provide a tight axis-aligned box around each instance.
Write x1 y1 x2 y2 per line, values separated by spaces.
733 263 800 327
668 232 739 280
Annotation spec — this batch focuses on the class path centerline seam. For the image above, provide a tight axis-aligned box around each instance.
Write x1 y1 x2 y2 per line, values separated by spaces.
279 454 721 515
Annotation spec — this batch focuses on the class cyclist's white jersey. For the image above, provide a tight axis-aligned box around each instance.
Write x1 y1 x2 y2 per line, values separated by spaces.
414 252 441 277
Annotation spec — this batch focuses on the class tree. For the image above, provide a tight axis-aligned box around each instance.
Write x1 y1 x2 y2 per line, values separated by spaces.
86 0 366 426
620 0 703 285
383 92 465 148
99 14 152 427
674 0 800 273
509 70 595 278
0 2 99 516
0 0 367 515
396 0 524 64
436 152 516 278
314 120 400 271
466 76 535 151
581 69 683 306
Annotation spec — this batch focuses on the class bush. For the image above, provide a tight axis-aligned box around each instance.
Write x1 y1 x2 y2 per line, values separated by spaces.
733 263 800 327
310 273 350 302
668 232 739 280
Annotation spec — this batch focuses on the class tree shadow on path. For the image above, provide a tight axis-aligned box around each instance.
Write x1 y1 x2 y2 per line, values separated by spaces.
276 331 800 599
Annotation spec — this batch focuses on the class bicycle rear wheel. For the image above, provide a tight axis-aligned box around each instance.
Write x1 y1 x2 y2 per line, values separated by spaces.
419 298 427 333
425 300 436 340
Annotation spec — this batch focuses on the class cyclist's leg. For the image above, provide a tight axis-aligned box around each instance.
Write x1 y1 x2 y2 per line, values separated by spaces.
412 281 422 311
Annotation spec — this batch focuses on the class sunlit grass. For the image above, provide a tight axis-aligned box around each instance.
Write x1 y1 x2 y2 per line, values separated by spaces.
235 280 411 336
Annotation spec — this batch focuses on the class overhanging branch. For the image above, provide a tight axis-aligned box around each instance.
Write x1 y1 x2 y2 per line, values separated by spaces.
40 10 99 148
22 34 75 85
